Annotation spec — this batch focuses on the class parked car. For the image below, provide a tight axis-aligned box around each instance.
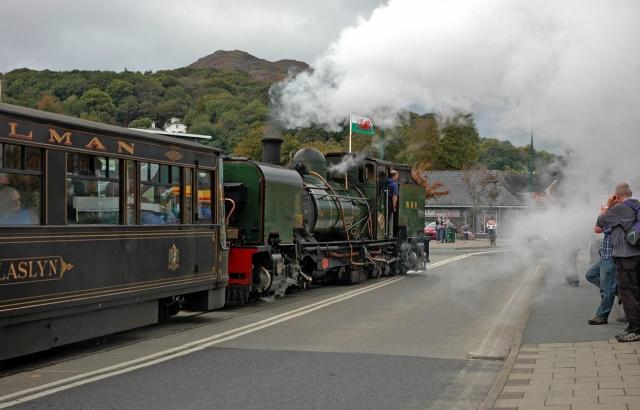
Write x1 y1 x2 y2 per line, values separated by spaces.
423 221 458 240
424 222 437 239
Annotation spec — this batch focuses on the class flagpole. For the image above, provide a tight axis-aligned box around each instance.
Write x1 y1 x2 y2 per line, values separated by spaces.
349 113 352 153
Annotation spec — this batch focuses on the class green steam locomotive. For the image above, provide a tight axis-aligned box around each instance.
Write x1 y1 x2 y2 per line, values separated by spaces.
224 139 426 304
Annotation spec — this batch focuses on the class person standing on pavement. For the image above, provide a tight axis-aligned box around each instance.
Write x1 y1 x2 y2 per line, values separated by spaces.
585 220 616 325
486 217 497 246
596 183 640 342
440 216 449 243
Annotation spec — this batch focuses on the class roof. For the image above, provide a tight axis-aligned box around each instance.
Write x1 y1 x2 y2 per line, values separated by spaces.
424 170 559 207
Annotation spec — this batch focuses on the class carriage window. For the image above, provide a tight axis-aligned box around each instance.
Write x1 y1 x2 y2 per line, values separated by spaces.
0 143 42 225
184 168 193 224
67 153 120 224
140 162 181 224
5 144 22 169
197 171 212 223
26 148 42 172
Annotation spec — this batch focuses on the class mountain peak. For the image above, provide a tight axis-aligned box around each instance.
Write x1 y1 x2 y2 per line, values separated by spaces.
188 50 309 82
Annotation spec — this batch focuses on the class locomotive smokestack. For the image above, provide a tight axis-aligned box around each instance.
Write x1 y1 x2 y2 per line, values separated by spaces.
262 137 283 165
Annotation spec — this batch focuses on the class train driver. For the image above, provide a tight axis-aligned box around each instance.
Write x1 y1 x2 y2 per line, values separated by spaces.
387 170 399 235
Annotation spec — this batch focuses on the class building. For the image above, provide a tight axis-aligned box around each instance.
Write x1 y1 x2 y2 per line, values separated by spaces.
164 118 187 134
424 170 558 238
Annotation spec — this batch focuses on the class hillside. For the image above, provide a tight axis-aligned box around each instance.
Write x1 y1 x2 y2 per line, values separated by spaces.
188 50 309 82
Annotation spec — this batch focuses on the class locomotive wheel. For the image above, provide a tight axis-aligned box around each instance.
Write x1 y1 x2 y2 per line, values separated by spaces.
407 251 418 271
252 265 272 293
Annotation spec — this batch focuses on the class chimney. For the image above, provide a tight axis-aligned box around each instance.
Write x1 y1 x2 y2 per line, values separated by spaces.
262 138 283 165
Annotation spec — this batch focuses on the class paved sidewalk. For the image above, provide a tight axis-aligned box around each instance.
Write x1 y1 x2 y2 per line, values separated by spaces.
492 340 640 410
471 240 640 410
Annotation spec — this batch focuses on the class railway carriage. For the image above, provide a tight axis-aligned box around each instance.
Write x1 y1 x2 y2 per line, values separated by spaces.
0 103 228 361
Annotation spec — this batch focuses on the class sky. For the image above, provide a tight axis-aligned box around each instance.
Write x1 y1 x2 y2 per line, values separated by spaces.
2 0 640 191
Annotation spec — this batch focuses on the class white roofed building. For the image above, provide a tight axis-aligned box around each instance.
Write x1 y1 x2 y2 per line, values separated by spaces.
164 117 187 134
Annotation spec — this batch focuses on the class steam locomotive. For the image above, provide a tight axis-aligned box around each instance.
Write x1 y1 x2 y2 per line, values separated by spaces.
223 138 426 304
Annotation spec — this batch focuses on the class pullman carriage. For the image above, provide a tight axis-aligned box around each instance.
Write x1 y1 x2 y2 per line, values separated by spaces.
0 103 228 360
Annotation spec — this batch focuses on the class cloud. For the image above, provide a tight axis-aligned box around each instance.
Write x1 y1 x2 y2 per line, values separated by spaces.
0 0 382 72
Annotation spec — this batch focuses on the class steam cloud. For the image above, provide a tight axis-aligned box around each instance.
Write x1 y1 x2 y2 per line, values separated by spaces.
327 154 366 176
271 0 640 193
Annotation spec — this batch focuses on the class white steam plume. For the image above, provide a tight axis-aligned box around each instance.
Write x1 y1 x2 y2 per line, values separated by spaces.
271 0 640 187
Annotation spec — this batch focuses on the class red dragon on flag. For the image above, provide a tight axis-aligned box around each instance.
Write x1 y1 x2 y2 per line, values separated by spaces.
350 114 375 135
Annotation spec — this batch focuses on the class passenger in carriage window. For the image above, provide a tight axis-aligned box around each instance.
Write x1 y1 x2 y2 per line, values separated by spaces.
0 186 38 225
199 205 211 218
67 179 76 221
141 210 167 224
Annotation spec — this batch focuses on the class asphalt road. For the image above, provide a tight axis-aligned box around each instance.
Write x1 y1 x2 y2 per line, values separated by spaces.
0 247 548 410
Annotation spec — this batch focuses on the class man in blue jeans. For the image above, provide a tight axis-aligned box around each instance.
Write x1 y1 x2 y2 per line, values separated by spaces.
585 224 616 325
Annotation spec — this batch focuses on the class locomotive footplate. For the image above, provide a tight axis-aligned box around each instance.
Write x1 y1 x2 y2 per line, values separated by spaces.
297 240 397 273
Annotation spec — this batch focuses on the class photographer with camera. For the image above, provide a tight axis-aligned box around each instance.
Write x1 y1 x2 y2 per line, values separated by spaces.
596 183 640 342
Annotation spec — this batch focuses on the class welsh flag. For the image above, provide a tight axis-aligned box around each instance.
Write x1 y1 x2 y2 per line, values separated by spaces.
351 114 374 135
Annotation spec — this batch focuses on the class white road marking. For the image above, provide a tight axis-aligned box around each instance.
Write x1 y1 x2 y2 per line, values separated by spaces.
468 263 546 359
1 276 406 407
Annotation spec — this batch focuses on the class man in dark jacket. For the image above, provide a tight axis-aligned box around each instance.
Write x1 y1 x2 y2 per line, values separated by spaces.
597 183 640 342
386 170 399 236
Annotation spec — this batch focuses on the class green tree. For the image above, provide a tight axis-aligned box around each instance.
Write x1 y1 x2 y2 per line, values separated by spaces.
129 117 152 129
204 92 239 123
62 95 86 117
105 79 134 105
156 100 186 125
53 74 90 100
233 125 265 160
134 79 164 104
433 111 480 169
138 100 159 120
239 100 269 124
117 96 139 127
79 88 117 120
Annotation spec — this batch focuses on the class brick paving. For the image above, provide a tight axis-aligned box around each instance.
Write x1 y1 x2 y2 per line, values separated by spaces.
491 340 640 410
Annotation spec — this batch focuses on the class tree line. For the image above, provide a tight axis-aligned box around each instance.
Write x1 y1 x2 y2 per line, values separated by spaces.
1 67 564 175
